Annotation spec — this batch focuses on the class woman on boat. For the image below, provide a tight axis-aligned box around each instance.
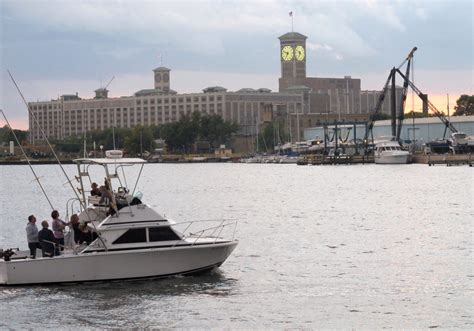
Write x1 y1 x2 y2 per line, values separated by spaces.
51 210 68 253
69 214 81 245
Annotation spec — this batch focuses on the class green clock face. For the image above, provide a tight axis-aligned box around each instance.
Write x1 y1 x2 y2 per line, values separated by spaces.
295 45 305 61
281 45 294 61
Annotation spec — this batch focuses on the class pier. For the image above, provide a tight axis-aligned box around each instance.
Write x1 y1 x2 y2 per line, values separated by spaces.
414 154 473 167
297 154 374 165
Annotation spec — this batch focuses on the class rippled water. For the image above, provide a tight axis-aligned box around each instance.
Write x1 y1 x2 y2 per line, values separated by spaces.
0 163 473 329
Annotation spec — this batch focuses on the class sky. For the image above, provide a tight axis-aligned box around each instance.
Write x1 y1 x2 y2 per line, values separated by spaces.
0 0 473 129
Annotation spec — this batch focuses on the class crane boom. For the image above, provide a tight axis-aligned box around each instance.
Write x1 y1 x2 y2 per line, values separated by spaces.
104 76 115 89
395 68 458 133
363 72 393 142
396 56 414 141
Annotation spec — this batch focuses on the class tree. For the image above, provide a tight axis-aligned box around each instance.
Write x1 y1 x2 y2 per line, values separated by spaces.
258 122 286 152
124 126 154 155
0 125 28 144
199 114 239 148
405 111 430 118
160 114 200 153
453 94 474 116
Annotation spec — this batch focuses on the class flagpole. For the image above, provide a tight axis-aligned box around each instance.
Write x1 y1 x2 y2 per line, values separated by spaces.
288 11 294 32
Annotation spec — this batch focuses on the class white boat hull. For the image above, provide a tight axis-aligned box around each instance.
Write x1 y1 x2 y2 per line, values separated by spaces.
375 153 410 164
0 241 237 285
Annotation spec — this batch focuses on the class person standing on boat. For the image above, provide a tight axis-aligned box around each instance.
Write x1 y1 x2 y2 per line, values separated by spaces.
69 214 81 244
38 220 56 257
25 215 41 258
51 210 68 253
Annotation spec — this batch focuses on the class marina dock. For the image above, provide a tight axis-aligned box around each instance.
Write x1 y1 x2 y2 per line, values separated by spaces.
297 154 374 165
414 154 473 166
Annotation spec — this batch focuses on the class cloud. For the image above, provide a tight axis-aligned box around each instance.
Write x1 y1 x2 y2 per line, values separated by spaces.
3 0 410 59
415 8 428 20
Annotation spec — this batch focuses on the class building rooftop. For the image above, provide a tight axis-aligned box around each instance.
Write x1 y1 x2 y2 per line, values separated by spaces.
203 86 228 93
278 32 307 40
153 67 170 72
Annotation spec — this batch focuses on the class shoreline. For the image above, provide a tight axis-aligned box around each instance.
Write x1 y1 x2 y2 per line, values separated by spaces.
0 153 472 165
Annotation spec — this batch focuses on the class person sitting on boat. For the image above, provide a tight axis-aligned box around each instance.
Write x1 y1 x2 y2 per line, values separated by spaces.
25 215 41 259
38 220 56 257
78 223 98 245
98 186 112 205
90 182 101 196
51 210 69 253
99 186 117 216
69 214 81 245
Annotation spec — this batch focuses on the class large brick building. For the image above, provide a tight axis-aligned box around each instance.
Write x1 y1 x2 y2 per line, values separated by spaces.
28 30 412 146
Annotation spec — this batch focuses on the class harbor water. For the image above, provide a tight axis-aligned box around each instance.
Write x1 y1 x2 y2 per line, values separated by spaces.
0 163 472 329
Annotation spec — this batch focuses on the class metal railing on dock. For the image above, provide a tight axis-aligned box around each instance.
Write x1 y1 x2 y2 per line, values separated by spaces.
425 153 473 167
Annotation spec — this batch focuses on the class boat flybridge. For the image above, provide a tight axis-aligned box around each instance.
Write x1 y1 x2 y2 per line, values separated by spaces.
0 150 238 285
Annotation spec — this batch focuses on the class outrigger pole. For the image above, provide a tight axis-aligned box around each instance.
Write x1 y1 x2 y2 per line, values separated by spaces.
7 70 87 210
0 109 55 210
8 71 108 250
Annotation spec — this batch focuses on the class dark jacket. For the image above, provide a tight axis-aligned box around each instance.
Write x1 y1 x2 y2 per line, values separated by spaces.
72 223 81 244
38 228 56 256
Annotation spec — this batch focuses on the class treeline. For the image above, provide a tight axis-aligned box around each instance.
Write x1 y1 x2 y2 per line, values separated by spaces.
52 112 239 155
0 126 28 144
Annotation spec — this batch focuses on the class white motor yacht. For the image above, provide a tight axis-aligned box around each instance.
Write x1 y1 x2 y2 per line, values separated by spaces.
0 153 238 285
374 140 411 164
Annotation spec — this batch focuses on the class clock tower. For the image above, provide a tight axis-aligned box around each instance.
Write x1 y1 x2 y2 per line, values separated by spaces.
153 67 170 93
278 32 307 91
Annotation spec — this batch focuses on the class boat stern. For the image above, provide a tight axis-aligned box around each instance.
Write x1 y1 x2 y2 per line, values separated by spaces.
0 261 8 285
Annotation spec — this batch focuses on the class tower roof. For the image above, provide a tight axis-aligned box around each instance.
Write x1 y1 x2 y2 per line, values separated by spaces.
278 32 307 40
153 66 170 72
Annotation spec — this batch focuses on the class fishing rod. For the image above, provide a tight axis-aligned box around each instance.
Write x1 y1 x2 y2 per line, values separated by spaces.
0 109 55 210
7 70 87 210
7 70 108 250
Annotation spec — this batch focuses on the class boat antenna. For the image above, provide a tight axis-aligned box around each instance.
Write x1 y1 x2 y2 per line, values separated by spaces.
7 70 87 211
0 109 55 210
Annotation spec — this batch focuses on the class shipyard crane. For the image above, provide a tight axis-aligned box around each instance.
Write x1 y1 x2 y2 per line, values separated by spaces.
363 47 417 143
396 47 417 141
104 75 115 90
395 68 458 134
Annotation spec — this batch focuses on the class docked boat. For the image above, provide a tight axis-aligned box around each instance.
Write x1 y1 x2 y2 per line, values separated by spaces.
374 140 411 164
0 153 238 285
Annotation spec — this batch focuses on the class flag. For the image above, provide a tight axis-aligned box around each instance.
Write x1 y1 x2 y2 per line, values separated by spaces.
289 11 293 17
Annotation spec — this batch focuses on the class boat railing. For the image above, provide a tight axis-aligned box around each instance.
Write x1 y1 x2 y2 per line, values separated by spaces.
172 219 238 246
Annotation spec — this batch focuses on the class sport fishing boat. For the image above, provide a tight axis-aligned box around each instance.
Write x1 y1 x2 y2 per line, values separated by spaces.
374 140 411 164
0 151 238 285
